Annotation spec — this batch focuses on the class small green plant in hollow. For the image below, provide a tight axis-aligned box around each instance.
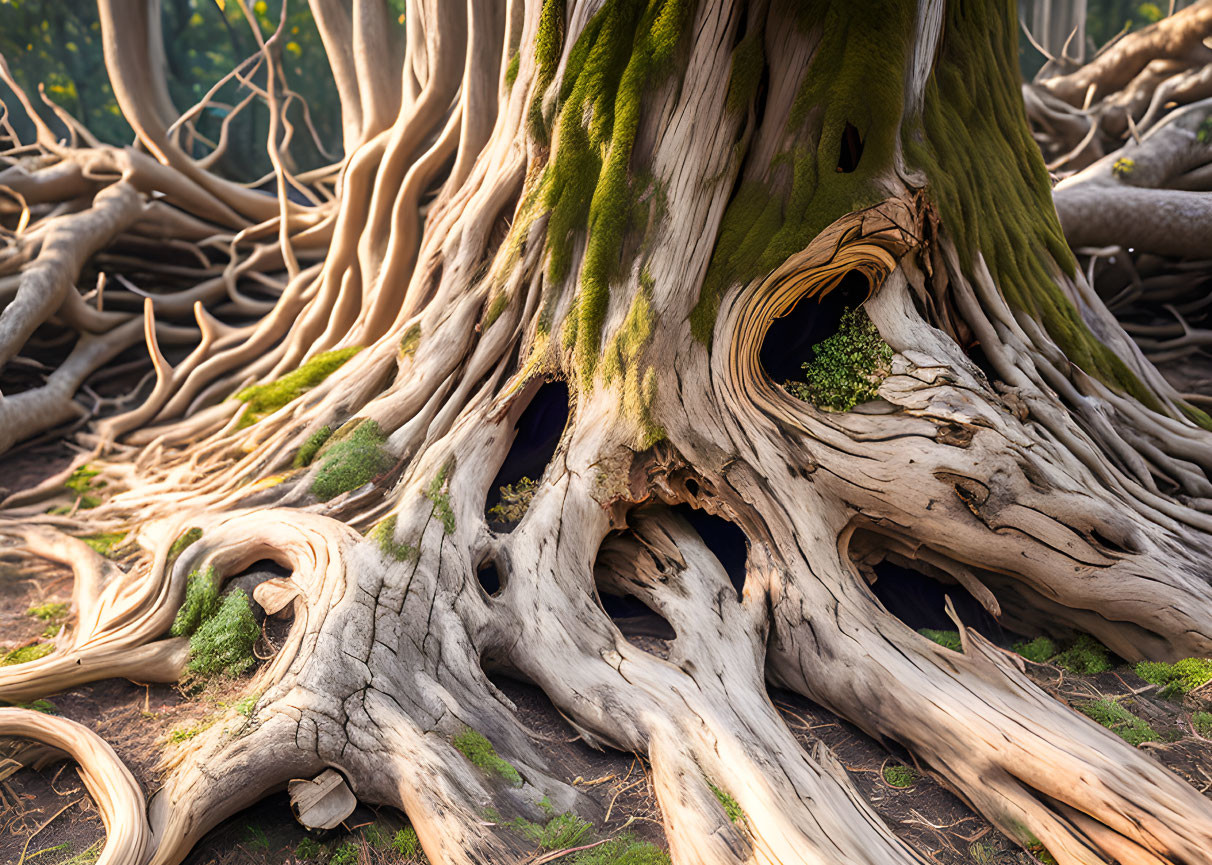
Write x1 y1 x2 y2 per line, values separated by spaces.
329 840 360 865
488 476 537 526
1013 636 1057 664
786 307 893 412
917 628 962 651
1053 634 1112 674
311 419 393 501
293 425 333 468
15 699 56 713
709 781 745 823
186 588 260 678
1135 658 1212 698
882 764 916 787
235 346 363 427
452 727 522 786
1078 698 1160 745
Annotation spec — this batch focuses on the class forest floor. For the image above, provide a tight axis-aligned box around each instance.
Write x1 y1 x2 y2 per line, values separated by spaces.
2 360 1212 865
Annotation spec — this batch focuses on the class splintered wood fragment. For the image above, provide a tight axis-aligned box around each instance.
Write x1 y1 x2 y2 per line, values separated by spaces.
252 577 300 616
288 769 356 830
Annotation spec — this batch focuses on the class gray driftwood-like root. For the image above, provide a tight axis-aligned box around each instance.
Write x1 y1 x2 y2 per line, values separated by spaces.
3 2 1212 865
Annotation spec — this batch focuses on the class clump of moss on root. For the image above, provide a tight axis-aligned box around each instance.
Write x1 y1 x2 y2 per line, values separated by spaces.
311 420 392 501
293 426 333 468
235 346 362 427
452 727 522 786
1135 658 1212 698
368 515 417 561
186 588 259 678
424 459 456 534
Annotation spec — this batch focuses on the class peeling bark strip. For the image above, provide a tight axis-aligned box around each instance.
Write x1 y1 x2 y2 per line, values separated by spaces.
3 1 1212 865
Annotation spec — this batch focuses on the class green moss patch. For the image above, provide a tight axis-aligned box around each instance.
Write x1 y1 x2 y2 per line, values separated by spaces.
79 531 127 558
1135 658 1212 698
186 588 259 678
709 781 745 823
786 307 892 411
235 346 363 427
566 835 670 865
1 642 54 666
311 419 392 501
424 459 457 534
1078 698 1159 746
1053 635 1112 675
918 628 962 651
506 812 593 850
1013 636 1057 664
368 516 417 562
391 827 422 858
452 727 522 786
166 527 203 573
1192 711 1212 737
58 464 104 510
293 426 333 468
171 565 221 637
882 764 917 787
28 602 68 622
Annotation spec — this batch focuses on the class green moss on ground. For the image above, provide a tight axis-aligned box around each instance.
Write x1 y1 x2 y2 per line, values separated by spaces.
1013 636 1057 664
28 602 68 622
918 628 962 651
1135 658 1212 698
566 835 670 865
1078 698 1159 745
1192 711 1212 737
369 515 417 561
1053 634 1112 674
311 419 392 501
786 306 892 411
488 477 537 526
882 764 917 787
294 838 323 861
15 698 56 713
424 459 457 534
452 727 523 786
506 812 593 850
709 781 745 823
293 426 333 468
171 566 221 638
1 642 54 666
392 826 423 858
235 346 362 427
187 588 259 678
80 532 127 558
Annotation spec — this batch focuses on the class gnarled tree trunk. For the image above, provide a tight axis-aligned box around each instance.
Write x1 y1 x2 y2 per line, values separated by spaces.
3 1 1212 864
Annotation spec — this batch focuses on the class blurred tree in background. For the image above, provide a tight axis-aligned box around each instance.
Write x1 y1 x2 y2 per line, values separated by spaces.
0 0 405 182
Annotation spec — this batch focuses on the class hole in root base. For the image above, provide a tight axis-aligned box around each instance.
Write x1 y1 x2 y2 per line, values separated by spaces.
837 121 863 173
760 271 870 386
486 381 570 531
668 504 749 602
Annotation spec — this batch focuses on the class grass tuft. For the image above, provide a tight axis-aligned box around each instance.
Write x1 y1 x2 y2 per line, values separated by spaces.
1078 698 1159 745
311 419 393 501
294 838 323 861
391 826 423 858
235 346 362 426
786 308 892 412
917 628 962 651
453 727 523 786
1192 711 1212 737
1135 657 1212 698
507 812 593 850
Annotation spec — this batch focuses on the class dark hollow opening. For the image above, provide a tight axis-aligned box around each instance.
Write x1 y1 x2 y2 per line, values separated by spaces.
597 589 676 642
868 558 1020 645
964 340 999 386
477 561 502 597
837 121 863 173
486 380 570 529
759 270 870 386
670 504 748 602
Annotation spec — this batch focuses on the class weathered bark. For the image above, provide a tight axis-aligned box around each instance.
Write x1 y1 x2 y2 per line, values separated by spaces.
3 1 1212 864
